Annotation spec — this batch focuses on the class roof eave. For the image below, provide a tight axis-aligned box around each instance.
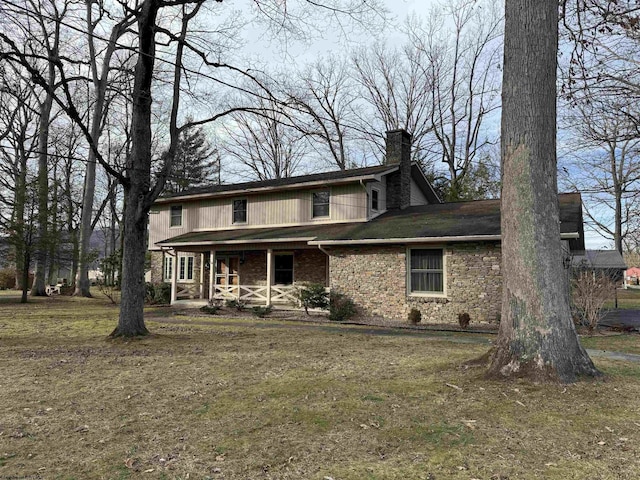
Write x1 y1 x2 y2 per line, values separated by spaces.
154 171 394 204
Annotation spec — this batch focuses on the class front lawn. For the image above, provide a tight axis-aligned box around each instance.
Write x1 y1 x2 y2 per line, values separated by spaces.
1 295 639 479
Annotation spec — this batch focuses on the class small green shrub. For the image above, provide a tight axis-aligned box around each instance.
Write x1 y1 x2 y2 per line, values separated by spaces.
458 312 471 329
225 298 246 311
329 292 356 322
252 305 272 318
296 283 329 314
200 304 220 315
154 282 171 304
408 308 422 325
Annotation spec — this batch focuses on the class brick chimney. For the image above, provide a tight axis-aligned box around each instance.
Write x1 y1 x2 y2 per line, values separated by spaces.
385 129 412 210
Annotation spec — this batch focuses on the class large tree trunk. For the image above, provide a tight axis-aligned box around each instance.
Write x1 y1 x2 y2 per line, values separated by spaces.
110 0 158 337
487 0 600 383
31 92 53 296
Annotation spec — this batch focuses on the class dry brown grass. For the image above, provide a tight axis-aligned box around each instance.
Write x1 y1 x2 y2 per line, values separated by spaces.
1 295 640 479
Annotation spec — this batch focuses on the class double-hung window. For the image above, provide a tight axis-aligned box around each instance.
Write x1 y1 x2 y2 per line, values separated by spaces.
178 255 194 281
170 205 183 227
312 190 330 218
409 249 444 294
163 256 173 282
233 199 247 224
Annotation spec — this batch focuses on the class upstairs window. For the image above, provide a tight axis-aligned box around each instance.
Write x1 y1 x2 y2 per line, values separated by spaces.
233 199 247 223
170 205 182 227
371 189 379 212
409 249 444 294
312 190 330 218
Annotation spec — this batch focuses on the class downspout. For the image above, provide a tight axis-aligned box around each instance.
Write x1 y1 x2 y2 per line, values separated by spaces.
316 243 331 293
359 179 368 220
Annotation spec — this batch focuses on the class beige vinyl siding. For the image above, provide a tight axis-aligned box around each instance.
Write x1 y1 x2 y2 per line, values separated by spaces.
410 178 429 206
149 205 192 249
148 183 369 249
367 179 386 217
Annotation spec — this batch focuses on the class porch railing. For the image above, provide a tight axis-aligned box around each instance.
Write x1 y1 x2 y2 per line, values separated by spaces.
214 284 299 305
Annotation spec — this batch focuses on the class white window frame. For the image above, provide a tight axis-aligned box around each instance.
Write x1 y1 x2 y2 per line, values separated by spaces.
407 247 447 298
163 255 173 282
169 205 183 228
312 189 330 219
178 254 195 282
232 198 248 224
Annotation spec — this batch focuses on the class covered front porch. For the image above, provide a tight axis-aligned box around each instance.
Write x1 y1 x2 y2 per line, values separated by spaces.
160 242 329 307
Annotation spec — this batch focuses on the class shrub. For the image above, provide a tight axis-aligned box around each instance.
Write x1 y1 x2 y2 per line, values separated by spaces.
154 283 172 304
571 268 616 334
145 282 156 304
296 283 329 314
225 299 246 311
458 312 471 329
200 304 220 315
0 268 14 289
252 305 272 318
408 308 422 325
329 292 356 322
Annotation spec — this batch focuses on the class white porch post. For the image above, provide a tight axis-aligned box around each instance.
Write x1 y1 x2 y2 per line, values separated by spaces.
266 248 273 306
209 250 216 301
199 253 205 299
170 250 178 304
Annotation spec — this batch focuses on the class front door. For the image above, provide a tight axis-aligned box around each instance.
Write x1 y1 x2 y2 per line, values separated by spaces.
215 256 240 296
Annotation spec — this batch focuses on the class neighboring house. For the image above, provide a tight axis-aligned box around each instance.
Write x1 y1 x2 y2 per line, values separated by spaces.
571 250 627 283
148 129 586 324
624 267 640 287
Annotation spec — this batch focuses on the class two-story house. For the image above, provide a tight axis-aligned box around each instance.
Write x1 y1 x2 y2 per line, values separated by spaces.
148 129 585 323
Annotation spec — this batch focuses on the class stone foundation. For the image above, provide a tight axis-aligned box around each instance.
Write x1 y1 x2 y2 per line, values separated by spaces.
328 242 502 324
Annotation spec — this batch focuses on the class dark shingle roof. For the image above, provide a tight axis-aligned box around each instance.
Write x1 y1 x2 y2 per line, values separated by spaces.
318 193 583 242
156 164 395 203
157 193 584 249
571 250 627 270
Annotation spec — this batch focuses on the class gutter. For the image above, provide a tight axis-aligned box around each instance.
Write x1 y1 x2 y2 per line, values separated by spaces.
309 232 580 246
158 237 318 248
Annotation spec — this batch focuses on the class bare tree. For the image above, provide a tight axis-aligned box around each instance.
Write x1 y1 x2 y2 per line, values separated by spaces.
408 0 502 200
486 0 600 383
351 40 435 164
74 1 135 297
0 69 39 301
219 97 308 181
560 99 640 253
289 56 358 170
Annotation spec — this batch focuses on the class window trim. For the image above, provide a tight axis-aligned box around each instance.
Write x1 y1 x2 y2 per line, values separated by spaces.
232 198 248 224
406 247 447 298
169 205 183 228
311 189 331 219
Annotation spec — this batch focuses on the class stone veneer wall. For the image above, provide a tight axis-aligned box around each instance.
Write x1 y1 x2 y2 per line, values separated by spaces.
328 242 502 324
150 251 164 284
